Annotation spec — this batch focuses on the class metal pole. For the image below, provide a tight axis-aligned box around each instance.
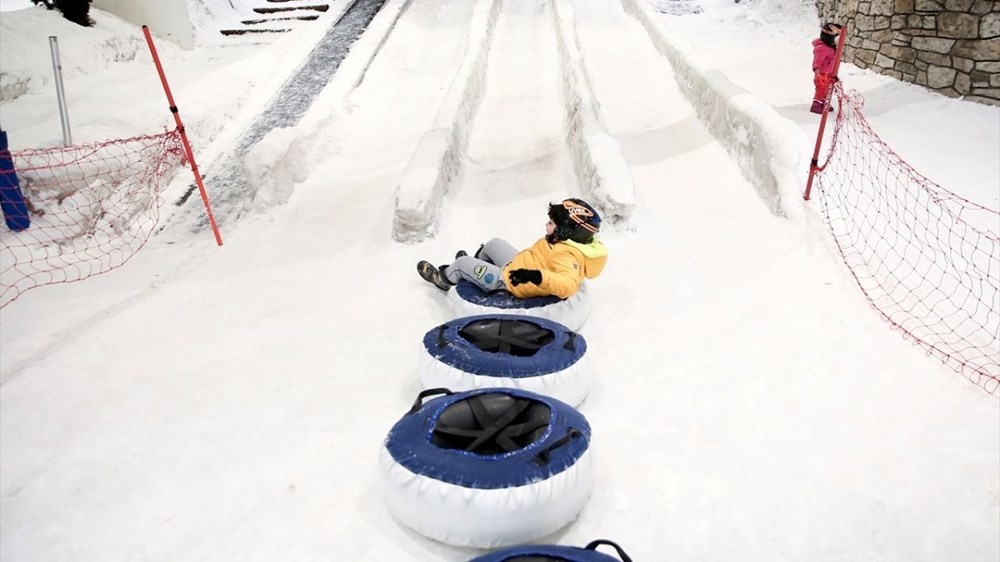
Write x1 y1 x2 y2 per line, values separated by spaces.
48 36 72 146
142 26 223 246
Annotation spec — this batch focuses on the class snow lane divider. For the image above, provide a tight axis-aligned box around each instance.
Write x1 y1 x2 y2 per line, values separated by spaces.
391 0 502 244
620 0 809 220
551 0 635 229
392 0 638 243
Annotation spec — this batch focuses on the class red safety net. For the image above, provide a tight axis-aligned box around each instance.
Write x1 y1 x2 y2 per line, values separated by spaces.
814 83 1000 395
0 129 185 308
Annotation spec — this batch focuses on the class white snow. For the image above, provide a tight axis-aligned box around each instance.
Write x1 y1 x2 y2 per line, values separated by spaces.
1 0 998 561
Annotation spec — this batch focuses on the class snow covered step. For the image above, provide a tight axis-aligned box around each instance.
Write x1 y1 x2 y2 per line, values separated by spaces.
217 1 329 38
219 27 292 36
252 4 330 14
240 14 320 25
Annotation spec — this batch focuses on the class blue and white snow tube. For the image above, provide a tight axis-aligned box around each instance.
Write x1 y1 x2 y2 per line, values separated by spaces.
420 314 589 406
468 539 633 562
449 279 592 332
379 388 594 548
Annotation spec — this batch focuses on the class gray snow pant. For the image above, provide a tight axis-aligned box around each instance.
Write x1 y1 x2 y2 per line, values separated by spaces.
442 238 519 292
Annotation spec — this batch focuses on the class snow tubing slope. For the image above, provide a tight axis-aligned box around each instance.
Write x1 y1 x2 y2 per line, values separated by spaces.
450 279 593 332
379 388 594 548
420 314 590 406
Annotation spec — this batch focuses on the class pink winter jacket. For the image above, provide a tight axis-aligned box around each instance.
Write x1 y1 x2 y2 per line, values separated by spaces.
812 39 836 74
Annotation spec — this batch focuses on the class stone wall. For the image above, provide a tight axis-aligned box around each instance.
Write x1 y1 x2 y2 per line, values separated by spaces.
815 0 1000 106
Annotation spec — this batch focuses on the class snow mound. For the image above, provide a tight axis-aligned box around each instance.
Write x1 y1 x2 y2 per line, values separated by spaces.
0 6 150 101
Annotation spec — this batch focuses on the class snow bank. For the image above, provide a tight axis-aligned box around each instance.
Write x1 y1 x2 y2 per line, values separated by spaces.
0 6 146 102
92 0 193 49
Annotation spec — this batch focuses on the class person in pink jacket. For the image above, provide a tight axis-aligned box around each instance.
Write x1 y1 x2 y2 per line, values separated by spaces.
811 22 842 114
417 198 608 300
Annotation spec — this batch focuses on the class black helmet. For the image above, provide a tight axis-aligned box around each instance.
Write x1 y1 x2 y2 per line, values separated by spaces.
548 198 601 244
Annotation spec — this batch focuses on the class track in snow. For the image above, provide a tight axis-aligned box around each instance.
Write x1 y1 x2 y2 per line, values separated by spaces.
444 0 574 219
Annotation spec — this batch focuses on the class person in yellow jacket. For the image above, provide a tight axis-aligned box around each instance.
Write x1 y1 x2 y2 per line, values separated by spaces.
417 198 608 299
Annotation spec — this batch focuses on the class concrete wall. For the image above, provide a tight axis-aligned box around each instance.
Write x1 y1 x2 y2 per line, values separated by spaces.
92 0 194 49
816 0 1000 106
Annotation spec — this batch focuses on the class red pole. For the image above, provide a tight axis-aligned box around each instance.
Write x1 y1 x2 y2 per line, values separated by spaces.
803 25 848 201
142 26 223 246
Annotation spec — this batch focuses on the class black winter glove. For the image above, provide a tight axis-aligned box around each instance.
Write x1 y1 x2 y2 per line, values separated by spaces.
508 269 542 286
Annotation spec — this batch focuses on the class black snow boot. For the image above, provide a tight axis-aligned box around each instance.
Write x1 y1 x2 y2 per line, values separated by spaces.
417 261 453 291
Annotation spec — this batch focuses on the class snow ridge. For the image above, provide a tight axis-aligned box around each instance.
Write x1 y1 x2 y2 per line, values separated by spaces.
622 0 810 219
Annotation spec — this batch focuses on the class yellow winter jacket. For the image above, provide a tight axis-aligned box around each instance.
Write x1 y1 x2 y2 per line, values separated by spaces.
502 237 608 299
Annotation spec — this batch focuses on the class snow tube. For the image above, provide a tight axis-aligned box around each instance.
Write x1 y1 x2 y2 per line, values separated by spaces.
379 388 594 548
468 539 633 562
420 314 589 406
449 279 592 332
